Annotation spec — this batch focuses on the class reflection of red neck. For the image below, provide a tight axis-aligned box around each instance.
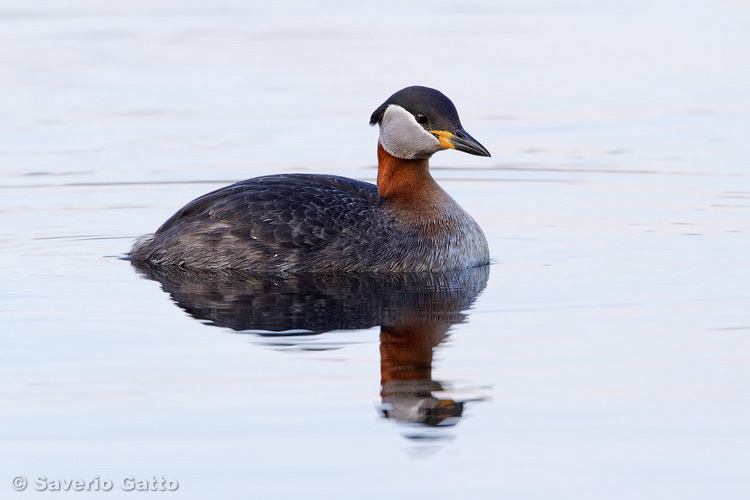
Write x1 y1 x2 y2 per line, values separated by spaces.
379 324 436 389
379 321 450 393
376 143 441 203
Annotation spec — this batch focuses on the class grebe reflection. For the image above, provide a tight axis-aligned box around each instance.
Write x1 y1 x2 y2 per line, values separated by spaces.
132 262 490 433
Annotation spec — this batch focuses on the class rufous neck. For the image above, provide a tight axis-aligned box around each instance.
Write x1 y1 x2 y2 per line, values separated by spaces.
376 142 437 200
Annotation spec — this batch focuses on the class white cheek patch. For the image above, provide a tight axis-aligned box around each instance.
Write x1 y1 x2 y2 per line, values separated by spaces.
378 105 442 160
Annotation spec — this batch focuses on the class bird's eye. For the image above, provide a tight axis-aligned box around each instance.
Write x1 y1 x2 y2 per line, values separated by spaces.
415 113 428 124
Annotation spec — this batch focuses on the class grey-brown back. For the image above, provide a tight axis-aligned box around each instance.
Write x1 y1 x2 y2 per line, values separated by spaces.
129 173 488 273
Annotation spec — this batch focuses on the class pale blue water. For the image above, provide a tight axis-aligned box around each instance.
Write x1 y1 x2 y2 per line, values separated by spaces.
2 1 749 499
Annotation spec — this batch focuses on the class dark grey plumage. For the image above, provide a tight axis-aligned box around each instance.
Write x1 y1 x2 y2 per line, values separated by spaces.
129 173 487 273
131 174 463 273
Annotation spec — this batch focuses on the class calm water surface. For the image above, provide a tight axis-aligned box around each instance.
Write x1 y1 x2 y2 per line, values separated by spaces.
2 1 749 499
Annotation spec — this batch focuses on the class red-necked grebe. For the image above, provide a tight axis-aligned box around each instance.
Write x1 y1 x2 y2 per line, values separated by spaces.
129 86 491 273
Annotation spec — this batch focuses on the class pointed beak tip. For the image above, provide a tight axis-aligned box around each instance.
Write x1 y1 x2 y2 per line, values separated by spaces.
431 128 491 158
458 144 490 157
453 131 491 158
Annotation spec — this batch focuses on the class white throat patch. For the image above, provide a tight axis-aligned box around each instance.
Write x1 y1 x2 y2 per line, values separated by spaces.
378 105 442 160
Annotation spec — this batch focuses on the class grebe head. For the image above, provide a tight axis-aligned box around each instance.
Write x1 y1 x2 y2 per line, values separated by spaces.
369 86 491 160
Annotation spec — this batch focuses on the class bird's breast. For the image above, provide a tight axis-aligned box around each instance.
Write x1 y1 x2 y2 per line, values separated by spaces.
384 194 489 271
